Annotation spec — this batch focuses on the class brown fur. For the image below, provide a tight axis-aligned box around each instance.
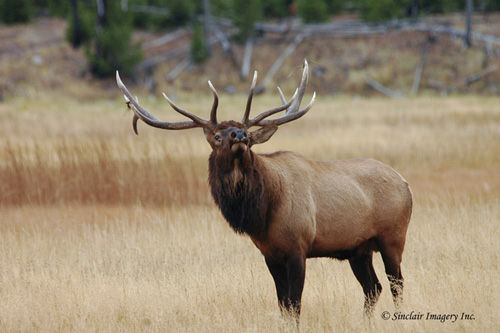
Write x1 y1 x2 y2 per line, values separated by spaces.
205 121 412 318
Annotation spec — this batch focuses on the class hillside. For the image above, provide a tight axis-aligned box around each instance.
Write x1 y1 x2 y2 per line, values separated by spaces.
1 13 500 101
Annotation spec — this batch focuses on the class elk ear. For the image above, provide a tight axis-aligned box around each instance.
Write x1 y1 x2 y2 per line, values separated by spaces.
249 125 278 146
203 127 216 149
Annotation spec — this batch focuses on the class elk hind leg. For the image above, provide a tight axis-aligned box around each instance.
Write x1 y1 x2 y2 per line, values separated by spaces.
378 238 405 307
349 252 382 316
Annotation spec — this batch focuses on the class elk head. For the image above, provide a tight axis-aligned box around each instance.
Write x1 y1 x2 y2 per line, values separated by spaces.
115 60 316 160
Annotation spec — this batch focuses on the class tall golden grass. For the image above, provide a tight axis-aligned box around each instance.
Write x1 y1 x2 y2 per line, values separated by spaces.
1 94 499 206
0 93 499 331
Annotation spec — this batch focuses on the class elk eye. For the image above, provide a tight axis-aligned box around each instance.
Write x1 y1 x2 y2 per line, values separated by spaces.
215 134 221 142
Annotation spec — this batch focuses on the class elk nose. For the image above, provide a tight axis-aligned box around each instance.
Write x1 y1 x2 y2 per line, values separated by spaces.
231 129 248 143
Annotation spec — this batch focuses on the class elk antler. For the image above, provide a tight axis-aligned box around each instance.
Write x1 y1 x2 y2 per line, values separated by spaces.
116 71 218 134
243 60 316 128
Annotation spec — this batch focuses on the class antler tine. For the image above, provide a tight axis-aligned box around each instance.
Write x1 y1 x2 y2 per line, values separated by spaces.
277 86 286 104
247 60 316 128
242 70 258 124
245 88 298 127
257 92 316 127
116 71 207 134
162 92 210 126
207 80 218 124
285 59 309 115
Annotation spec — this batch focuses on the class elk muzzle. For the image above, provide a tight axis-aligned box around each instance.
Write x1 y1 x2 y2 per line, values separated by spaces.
230 128 249 153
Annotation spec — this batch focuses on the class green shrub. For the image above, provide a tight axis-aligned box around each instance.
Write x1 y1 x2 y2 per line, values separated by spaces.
358 0 410 22
263 0 290 18
47 0 69 17
66 2 94 48
325 0 348 14
130 0 193 30
232 0 262 42
0 0 32 24
168 0 193 26
190 22 209 64
87 24 142 77
481 0 500 11
418 0 463 13
297 0 329 23
86 2 142 78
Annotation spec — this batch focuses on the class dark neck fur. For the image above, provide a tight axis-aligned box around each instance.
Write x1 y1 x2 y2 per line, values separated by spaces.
208 150 277 236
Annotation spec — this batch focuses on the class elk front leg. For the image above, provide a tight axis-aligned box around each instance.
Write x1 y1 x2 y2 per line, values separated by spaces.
285 255 306 317
266 255 306 319
265 257 289 310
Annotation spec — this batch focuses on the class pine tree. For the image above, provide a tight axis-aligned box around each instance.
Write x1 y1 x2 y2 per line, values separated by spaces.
66 0 93 48
262 0 289 18
358 0 411 22
87 0 142 77
297 0 329 23
233 0 262 42
0 0 32 24
190 22 209 64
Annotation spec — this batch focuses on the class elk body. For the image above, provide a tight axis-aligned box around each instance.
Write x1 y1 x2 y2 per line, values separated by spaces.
116 61 412 319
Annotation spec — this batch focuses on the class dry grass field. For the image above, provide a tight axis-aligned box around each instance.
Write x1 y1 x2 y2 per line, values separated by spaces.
0 92 499 332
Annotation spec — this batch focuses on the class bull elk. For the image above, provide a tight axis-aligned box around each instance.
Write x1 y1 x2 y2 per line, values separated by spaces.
116 61 412 320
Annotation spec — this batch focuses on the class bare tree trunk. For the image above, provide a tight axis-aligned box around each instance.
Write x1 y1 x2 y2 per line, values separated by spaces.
95 0 107 60
212 25 239 69
69 0 82 48
96 0 107 28
465 0 473 48
240 36 253 80
203 0 212 56
410 0 418 20
482 43 499 93
412 41 429 96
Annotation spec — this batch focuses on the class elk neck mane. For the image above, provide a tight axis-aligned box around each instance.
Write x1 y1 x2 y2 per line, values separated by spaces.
208 150 281 236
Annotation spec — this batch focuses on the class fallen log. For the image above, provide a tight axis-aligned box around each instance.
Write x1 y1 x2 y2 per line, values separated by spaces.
166 58 191 82
212 25 239 69
366 76 406 98
465 65 498 87
137 37 217 71
143 28 189 50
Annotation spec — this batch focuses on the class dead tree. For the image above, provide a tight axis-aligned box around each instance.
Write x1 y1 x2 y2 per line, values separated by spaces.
240 36 254 80
166 58 191 82
203 0 212 55
143 28 189 50
212 24 239 69
412 35 433 96
69 0 83 48
465 65 498 87
465 0 473 48
366 76 406 99
259 34 306 93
